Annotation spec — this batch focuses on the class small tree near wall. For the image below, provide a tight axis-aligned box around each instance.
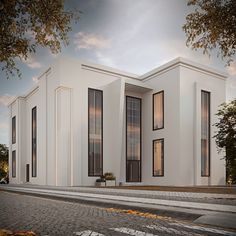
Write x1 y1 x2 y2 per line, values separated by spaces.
0 144 8 179
214 99 236 184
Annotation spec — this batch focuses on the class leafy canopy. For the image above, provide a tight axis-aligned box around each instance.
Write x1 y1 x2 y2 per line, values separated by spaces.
0 0 79 78
214 99 236 183
183 0 236 65
0 144 8 178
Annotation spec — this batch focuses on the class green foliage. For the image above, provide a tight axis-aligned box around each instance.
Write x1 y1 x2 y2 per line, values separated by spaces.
183 0 236 65
104 172 116 181
0 0 80 79
0 144 9 179
214 99 236 183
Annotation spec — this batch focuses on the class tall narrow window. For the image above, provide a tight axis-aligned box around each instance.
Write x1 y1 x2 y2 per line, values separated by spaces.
32 106 37 177
126 96 141 182
153 139 164 176
12 150 16 178
201 90 210 177
12 116 16 144
153 91 164 130
88 88 103 176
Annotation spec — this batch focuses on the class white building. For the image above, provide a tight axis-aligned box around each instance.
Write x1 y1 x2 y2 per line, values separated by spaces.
8 57 227 186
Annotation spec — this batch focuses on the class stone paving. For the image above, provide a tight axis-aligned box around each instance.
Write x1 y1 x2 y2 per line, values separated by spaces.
0 190 236 236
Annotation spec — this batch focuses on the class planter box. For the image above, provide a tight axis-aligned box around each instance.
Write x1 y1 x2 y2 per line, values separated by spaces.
106 180 116 186
95 182 106 187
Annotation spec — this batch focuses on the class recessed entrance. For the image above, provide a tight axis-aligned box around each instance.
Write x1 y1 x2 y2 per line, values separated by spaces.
126 96 141 182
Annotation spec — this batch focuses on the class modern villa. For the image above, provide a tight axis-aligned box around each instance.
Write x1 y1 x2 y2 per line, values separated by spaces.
8 57 227 186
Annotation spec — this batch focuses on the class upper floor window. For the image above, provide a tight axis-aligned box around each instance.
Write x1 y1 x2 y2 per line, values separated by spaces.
201 90 210 177
153 91 164 130
12 116 16 144
88 88 103 176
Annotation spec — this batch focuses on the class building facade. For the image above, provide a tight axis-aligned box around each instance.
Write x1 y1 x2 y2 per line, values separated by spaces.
8 57 227 186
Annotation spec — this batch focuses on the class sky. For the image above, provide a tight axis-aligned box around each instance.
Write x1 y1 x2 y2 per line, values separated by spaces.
0 0 236 145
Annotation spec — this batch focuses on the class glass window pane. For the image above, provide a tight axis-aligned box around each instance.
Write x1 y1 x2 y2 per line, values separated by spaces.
88 89 103 176
12 116 16 144
153 139 164 176
153 91 164 130
201 91 210 176
126 97 141 161
32 107 37 177
12 150 16 178
126 96 141 182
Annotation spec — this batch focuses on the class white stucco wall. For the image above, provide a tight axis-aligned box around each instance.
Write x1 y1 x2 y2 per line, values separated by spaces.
141 67 182 185
179 66 226 186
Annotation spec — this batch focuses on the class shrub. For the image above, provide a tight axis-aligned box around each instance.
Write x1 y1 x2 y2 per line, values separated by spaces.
104 172 115 181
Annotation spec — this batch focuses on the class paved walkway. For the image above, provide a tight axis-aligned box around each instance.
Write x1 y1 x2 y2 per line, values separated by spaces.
1 191 236 236
1 184 236 230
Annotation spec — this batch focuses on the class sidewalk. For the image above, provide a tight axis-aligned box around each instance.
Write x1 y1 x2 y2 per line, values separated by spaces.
1 184 236 229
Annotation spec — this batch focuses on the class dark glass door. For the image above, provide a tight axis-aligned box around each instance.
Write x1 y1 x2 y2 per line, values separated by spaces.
26 164 30 182
126 96 141 182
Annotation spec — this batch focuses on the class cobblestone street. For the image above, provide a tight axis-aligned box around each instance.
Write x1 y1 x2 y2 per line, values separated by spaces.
0 191 235 236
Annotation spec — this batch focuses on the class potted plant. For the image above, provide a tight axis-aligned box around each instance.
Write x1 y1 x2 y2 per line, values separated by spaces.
95 175 106 187
104 172 116 186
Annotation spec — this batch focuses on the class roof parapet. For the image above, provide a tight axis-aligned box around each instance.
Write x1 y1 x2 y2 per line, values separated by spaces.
139 57 228 81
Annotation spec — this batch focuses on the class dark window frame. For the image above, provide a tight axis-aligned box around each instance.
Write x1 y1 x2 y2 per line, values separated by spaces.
12 150 16 178
12 116 16 144
88 88 103 177
126 96 142 182
32 106 37 177
201 90 211 177
153 138 164 177
153 90 164 130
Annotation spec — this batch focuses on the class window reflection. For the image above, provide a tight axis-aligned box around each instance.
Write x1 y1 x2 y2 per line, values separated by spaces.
12 150 16 178
88 89 103 176
12 116 16 144
201 91 210 176
126 96 141 182
153 139 164 176
32 106 37 177
153 91 164 130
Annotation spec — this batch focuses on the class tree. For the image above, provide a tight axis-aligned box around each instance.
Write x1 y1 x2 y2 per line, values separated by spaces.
0 144 8 179
0 0 79 78
214 99 236 184
183 0 236 65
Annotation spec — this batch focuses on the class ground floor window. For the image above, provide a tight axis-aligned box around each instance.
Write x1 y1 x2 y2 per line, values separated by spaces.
88 88 103 176
153 139 164 176
126 96 141 182
201 90 210 176
32 106 37 177
12 150 16 178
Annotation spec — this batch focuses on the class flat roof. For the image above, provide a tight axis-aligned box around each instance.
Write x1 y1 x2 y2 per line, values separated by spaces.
8 57 228 106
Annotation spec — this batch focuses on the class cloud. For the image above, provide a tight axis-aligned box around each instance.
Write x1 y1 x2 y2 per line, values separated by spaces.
0 121 8 130
95 52 115 68
22 55 42 69
74 32 110 50
0 94 16 107
32 76 39 84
